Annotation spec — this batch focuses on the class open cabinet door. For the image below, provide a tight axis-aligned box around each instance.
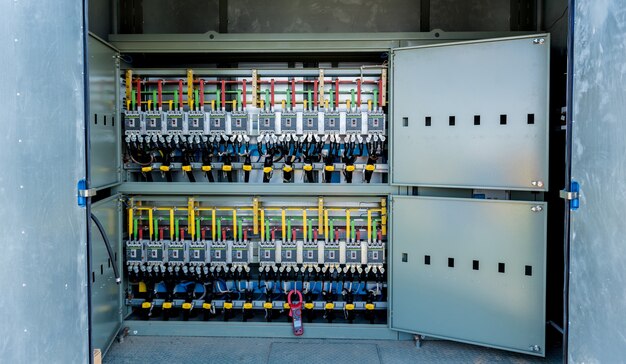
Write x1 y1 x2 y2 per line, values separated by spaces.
90 195 123 354
390 196 547 356
391 35 550 191
88 34 121 189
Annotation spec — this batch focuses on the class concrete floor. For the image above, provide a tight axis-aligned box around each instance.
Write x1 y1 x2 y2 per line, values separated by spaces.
104 336 563 363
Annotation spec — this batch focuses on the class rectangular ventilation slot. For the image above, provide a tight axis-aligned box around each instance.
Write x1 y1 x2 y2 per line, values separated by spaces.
500 114 507 125
424 255 431 265
115 252 117 262
402 117 409 127
472 260 479 270
527 113 535 124
425 116 431 126
108 258 111 268
474 115 480 125
525 265 533 276
448 116 455 126
112 116 115 127
402 253 408 262
92 272 95 283
448 257 454 268
498 262 506 273
103 115 107 126
100 264 103 275
94 114 98 125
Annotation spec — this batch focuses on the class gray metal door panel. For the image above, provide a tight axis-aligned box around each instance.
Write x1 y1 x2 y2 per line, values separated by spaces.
91 195 123 354
0 0 89 362
89 34 121 189
568 1 626 361
390 196 546 356
391 35 549 191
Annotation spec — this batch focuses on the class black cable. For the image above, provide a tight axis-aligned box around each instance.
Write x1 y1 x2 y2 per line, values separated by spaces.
546 6 568 31
91 213 121 284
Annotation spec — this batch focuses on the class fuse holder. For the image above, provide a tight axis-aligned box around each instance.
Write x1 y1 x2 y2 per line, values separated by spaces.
141 166 153 173
201 165 212 172
283 302 290 310
223 302 233 309
243 165 252 172
222 165 233 172
304 303 314 310
303 164 313 172
324 165 335 172
263 302 273 309
243 302 253 309
263 167 273 173
345 165 355 172
283 166 293 173
159 165 171 172
325 302 335 310
365 164 375 171
162 302 172 309
365 303 375 310
202 303 212 310
141 302 151 309
182 303 192 310
182 165 192 172
345 304 355 311
138 282 147 292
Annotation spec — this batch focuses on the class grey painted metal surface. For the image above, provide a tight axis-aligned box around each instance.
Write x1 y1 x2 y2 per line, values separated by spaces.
108 31 532 53
114 182 400 196
0 0 89 362
568 0 626 362
92 196 123 353
390 196 546 356
125 321 400 340
391 35 550 191
89 34 121 189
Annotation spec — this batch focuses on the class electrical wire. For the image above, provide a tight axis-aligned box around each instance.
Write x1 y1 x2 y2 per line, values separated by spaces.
90 213 121 284
546 6 568 30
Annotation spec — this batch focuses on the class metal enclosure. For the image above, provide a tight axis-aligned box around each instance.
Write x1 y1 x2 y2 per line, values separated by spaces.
391 35 550 191
89 35 121 189
568 0 626 361
0 0 89 362
91 196 123 353
390 196 547 355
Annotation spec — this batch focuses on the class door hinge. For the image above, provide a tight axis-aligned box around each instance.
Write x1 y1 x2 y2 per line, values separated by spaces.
559 180 580 210
77 179 96 207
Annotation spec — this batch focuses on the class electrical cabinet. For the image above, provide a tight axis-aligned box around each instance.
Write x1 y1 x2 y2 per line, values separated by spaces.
87 32 549 357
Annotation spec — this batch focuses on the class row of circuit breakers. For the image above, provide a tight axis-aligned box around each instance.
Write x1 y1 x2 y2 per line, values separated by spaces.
126 236 385 275
122 69 388 184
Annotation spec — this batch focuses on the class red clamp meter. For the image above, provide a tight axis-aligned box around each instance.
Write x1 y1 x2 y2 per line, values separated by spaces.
287 289 304 336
